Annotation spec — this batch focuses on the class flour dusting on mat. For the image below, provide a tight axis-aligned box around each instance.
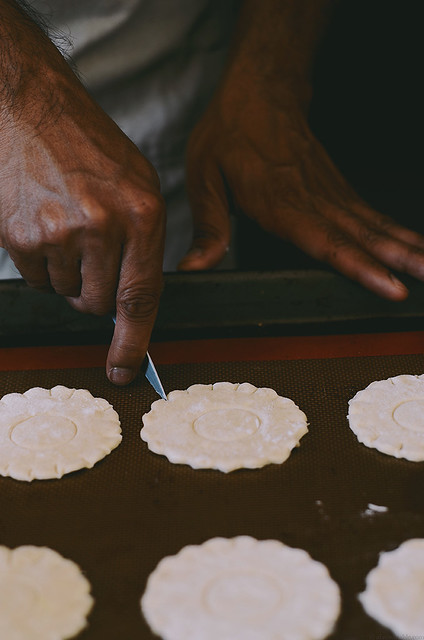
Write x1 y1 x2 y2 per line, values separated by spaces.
362 503 389 517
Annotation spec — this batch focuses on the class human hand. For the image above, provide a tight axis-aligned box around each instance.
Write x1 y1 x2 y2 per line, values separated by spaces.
0 11 165 385
181 91 424 301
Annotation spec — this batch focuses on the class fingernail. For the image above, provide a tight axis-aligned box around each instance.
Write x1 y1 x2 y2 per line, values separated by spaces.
390 273 407 290
109 367 134 385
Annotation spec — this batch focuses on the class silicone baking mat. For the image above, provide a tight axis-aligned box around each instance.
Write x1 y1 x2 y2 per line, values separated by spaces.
1 353 424 639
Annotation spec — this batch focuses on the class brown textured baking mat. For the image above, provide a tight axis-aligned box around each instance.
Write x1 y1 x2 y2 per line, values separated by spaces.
1 354 424 640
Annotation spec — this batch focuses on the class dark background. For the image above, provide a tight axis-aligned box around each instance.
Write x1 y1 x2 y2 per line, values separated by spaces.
237 0 424 270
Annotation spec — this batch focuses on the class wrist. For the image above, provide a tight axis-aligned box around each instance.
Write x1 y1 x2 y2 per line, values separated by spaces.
210 60 312 139
217 60 313 117
210 0 336 122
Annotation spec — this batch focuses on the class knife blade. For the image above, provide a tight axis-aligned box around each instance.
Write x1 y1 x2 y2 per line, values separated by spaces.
144 352 167 400
111 315 167 400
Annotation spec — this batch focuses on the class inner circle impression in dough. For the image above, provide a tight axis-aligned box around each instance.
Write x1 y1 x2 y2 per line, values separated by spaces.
347 374 424 460
0 385 122 481
204 570 282 619
0 545 94 640
359 538 424 637
10 415 77 450
392 400 424 431
140 382 308 472
141 536 341 640
193 408 261 441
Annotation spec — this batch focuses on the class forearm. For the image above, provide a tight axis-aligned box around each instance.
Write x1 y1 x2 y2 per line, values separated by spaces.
218 0 336 111
0 0 80 131
0 0 122 185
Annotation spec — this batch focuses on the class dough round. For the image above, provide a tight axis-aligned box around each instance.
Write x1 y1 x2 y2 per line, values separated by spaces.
359 539 424 637
347 374 424 460
0 385 122 481
141 536 341 640
0 545 93 640
140 382 308 472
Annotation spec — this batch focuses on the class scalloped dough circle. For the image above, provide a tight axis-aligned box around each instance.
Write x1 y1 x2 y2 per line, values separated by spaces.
141 382 308 472
0 385 122 481
0 545 93 640
347 374 424 461
359 538 424 637
141 536 341 640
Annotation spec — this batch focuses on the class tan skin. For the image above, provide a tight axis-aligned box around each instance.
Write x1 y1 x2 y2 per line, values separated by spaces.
1 0 424 385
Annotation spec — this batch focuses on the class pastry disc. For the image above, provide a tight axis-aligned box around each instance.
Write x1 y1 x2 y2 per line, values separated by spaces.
0 545 93 640
141 382 308 472
359 538 424 637
141 536 341 640
0 385 121 481
348 374 424 460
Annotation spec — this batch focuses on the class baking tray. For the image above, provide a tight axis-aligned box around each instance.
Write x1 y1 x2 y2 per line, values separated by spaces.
1 353 424 639
3 270 424 343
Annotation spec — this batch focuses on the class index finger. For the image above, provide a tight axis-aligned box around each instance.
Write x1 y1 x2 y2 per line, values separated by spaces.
106 212 165 386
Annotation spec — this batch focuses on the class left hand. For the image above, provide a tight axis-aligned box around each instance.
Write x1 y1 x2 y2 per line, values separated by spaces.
180 90 424 301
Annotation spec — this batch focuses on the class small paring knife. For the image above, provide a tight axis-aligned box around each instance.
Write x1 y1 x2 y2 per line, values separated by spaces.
143 351 167 400
111 315 167 400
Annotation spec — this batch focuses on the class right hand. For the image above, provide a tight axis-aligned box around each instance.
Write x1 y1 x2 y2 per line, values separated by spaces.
0 23 165 386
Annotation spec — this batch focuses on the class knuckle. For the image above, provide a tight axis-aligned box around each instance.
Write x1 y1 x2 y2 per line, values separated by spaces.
80 292 114 316
358 226 381 248
4 224 38 254
375 217 396 235
73 295 112 316
130 192 165 229
117 286 161 323
36 205 73 246
76 278 116 315
6 208 71 252
314 220 352 262
318 219 347 248
51 275 82 298
142 160 162 190
365 209 396 234
25 278 52 292
78 197 110 236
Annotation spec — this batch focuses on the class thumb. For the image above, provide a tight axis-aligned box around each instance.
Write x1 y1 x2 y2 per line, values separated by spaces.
178 163 231 271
